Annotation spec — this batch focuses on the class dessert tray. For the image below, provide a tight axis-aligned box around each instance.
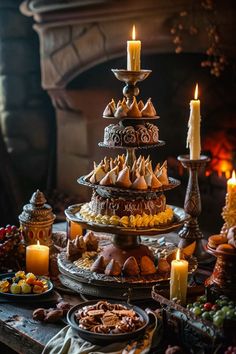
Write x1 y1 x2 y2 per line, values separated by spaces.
65 203 189 236
58 238 197 300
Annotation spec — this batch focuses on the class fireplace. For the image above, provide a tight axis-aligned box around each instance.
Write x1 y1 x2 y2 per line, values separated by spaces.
19 0 235 233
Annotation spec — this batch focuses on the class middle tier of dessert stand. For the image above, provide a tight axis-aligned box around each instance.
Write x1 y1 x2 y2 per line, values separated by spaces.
61 68 193 300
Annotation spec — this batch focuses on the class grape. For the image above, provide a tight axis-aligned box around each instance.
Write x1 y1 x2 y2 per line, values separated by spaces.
10 283 21 294
213 315 224 327
193 307 202 316
201 311 211 321
198 295 207 303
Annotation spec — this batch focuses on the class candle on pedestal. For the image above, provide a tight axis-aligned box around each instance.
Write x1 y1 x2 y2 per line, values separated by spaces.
26 241 49 275
186 84 201 160
127 25 141 71
170 249 188 305
227 170 236 208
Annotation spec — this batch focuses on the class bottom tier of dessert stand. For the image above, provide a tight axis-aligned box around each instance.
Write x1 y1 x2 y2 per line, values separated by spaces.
60 204 195 300
58 239 197 301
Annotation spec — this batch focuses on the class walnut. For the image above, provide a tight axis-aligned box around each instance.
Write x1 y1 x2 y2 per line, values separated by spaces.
56 301 71 314
44 309 64 323
32 308 46 321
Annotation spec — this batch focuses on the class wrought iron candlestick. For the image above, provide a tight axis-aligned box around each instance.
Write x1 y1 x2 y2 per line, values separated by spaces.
178 155 211 263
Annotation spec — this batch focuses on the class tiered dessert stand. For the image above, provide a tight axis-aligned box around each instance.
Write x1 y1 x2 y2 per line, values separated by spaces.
59 68 191 300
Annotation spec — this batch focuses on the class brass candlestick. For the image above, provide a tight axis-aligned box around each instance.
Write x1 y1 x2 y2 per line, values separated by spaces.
178 155 211 264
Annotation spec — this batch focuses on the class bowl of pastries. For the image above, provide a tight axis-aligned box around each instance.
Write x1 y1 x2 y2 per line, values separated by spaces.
207 226 236 256
67 300 149 345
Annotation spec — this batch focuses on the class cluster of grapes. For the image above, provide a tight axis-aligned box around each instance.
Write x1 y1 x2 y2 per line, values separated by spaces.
0 225 25 270
225 347 236 354
187 294 236 328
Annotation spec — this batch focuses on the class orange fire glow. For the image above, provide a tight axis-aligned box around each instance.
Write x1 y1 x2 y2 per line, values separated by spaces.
203 131 234 178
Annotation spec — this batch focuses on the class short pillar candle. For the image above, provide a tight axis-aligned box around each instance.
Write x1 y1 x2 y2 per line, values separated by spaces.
170 249 188 305
26 241 49 275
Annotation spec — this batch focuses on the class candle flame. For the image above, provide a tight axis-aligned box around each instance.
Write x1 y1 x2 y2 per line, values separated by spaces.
37 240 40 246
176 248 180 261
194 83 198 100
132 25 136 40
229 170 236 181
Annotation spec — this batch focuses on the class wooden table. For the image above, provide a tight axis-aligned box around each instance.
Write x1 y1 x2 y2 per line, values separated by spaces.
0 293 83 354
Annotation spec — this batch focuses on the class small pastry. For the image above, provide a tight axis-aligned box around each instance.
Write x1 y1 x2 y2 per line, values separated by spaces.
123 257 140 276
114 99 129 118
91 256 107 273
127 97 142 118
154 162 160 176
108 166 119 184
141 98 156 117
103 99 116 117
66 240 81 261
157 258 171 274
131 175 148 190
216 243 235 253
151 173 162 188
182 241 196 258
84 231 98 251
140 256 156 275
91 164 106 183
74 235 86 253
116 166 132 188
138 100 145 111
104 259 122 276
138 156 146 176
208 234 227 249
157 161 169 185
99 173 113 186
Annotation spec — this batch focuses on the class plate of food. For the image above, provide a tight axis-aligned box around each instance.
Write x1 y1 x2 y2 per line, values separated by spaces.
67 300 149 345
0 271 53 299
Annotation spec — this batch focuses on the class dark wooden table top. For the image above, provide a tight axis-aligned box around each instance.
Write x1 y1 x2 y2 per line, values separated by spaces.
0 292 83 354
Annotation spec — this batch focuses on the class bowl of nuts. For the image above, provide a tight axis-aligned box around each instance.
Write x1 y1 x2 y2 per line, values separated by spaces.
67 300 149 345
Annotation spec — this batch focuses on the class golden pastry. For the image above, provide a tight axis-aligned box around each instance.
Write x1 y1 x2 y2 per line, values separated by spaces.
122 257 140 276
208 234 227 249
151 173 162 188
116 166 132 188
83 231 98 251
138 100 145 111
157 258 171 274
99 173 113 186
127 97 142 118
103 99 116 117
140 256 156 275
91 256 107 273
131 175 148 190
216 243 235 253
104 259 122 276
157 161 169 185
141 98 156 117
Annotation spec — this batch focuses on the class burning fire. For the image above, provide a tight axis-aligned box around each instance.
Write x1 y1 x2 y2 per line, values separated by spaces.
203 131 234 178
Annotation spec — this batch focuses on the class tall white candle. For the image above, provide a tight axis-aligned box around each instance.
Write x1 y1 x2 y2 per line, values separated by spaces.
186 84 201 160
127 25 141 71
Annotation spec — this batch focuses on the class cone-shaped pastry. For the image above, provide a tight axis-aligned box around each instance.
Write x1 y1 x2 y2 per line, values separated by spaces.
132 175 148 190
114 99 129 118
108 166 118 185
105 259 122 276
138 100 145 111
123 256 140 276
127 97 142 117
146 161 153 175
154 162 160 176
130 160 137 182
84 231 99 251
100 172 113 186
140 256 156 275
116 166 132 188
144 172 152 188
138 157 146 176
149 98 157 116
103 157 110 172
66 240 81 261
94 164 106 182
151 173 162 188
157 258 171 274
89 173 96 184
103 99 116 117
74 235 86 253
137 155 142 165
157 161 168 185
141 98 156 117
116 100 122 108
91 255 107 273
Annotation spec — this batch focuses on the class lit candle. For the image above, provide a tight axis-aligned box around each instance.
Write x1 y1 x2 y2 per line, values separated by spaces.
127 25 141 71
170 249 188 305
26 241 49 275
186 84 201 160
227 170 236 208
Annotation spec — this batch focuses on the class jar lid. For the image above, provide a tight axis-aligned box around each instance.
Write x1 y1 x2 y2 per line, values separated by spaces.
19 190 55 224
